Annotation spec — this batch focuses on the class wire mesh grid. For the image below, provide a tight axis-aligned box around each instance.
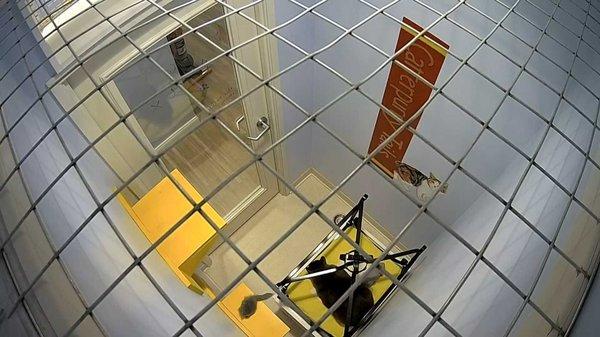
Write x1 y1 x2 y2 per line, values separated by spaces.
0 0 600 336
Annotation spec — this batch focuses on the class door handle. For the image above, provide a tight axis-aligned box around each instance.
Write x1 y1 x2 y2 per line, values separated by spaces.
235 115 270 141
247 116 270 141
235 115 246 131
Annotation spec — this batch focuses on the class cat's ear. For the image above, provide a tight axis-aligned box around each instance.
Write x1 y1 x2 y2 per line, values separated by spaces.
319 256 326 263
429 172 437 180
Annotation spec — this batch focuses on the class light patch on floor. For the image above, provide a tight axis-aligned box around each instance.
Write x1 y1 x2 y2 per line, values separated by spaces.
199 171 399 335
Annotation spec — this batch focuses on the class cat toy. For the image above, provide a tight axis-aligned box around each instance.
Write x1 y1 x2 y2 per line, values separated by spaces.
238 293 274 319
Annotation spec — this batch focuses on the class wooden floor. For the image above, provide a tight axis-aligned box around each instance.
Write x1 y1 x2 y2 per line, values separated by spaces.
162 120 260 218
161 4 261 218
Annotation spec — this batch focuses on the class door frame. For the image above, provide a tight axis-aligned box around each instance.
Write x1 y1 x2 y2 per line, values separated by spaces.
248 0 290 196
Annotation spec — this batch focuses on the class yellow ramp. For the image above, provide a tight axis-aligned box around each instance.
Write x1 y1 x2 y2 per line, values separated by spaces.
118 169 225 294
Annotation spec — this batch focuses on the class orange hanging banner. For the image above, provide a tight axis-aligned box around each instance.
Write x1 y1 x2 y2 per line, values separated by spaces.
368 18 449 177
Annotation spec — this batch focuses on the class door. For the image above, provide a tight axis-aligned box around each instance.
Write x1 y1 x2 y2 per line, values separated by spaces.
102 1 279 236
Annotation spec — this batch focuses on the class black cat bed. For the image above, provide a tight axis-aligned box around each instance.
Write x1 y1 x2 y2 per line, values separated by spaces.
276 195 426 337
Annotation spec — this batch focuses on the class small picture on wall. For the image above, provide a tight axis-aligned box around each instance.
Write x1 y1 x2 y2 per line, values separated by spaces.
393 162 448 202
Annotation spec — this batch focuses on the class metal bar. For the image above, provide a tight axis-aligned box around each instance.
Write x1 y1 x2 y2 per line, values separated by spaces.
0 0 323 254
416 0 592 335
283 0 598 278
17 3 206 336
0 3 109 336
0 0 598 337
238 0 594 280
501 6 600 334
43 2 323 335
214 0 595 333
0 0 264 166
294 0 578 334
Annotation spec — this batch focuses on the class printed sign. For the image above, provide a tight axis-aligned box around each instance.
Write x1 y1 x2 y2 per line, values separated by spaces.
368 18 449 177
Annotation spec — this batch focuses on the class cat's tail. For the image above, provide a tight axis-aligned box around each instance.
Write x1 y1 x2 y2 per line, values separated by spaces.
251 292 274 302
238 293 275 319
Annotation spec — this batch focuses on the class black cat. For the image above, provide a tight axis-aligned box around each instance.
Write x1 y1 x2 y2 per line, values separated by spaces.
306 256 374 327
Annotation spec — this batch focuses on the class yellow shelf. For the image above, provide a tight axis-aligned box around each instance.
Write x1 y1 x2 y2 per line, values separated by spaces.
118 170 290 336
118 169 225 294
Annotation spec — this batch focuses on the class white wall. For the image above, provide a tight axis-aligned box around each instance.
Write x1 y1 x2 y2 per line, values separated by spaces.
274 0 318 182
361 99 600 337
0 241 42 337
275 0 598 240
275 0 553 245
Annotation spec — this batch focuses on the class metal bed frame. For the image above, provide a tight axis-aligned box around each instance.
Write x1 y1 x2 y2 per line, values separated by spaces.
277 195 427 337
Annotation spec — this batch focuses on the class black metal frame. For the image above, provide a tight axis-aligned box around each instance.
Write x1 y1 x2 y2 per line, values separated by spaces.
276 194 427 337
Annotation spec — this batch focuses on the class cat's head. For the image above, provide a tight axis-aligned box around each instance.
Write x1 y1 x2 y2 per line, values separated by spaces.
307 256 328 273
393 162 411 183
427 173 448 194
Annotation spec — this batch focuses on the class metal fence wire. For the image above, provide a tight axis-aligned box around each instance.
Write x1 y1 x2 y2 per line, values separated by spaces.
1 0 600 336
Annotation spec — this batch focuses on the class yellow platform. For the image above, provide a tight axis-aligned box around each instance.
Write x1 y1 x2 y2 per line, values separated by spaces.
286 228 402 337
204 283 290 337
117 169 226 294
